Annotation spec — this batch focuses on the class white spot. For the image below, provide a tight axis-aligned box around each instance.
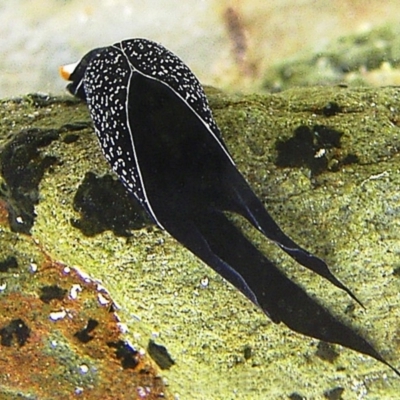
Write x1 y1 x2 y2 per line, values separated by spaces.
138 347 146 357
117 322 129 333
70 284 82 300
29 263 38 273
97 293 109 306
74 267 92 283
75 387 84 395
137 386 150 398
314 148 326 158
112 300 122 310
49 309 67 321
78 364 89 374
200 276 209 288
96 283 107 292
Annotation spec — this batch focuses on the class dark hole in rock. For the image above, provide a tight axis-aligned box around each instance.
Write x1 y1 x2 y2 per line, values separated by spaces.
39 285 68 304
74 318 99 343
147 339 175 370
344 303 356 315
341 153 359 165
0 256 18 272
322 102 342 117
0 128 60 233
107 340 139 369
243 344 252 360
71 172 151 237
0 318 30 347
289 393 306 400
324 386 344 400
63 133 80 144
60 122 91 133
107 303 117 313
313 125 342 148
316 341 339 363
275 124 343 175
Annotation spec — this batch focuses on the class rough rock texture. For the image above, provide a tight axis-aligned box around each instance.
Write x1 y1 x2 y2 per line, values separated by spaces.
263 25 400 90
0 87 400 399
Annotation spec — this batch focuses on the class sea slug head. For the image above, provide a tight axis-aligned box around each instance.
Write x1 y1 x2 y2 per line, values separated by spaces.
59 47 105 101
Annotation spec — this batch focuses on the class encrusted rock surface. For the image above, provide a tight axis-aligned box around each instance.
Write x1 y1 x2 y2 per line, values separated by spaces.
1 87 400 399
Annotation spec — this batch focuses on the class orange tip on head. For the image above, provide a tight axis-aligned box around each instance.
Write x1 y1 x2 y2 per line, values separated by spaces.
59 61 79 80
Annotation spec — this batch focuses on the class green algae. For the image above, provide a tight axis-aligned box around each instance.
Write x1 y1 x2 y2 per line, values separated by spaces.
1 86 400 399
263 24 400 91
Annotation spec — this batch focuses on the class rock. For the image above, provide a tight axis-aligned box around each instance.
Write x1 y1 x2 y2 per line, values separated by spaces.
263 25 400 90
0 87 399 399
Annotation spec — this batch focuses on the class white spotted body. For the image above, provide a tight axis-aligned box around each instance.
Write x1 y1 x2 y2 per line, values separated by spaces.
83 39 235 228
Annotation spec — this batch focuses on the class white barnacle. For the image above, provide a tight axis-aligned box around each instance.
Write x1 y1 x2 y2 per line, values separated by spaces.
49 309 67 321
69 284 82 300
29 262 38 273
75 387 84 395
314 148 326 158
78 364 89 374
97 293 109 306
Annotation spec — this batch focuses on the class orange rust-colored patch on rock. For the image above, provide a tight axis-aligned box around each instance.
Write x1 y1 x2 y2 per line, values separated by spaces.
0 199 9 226
0 236 169 400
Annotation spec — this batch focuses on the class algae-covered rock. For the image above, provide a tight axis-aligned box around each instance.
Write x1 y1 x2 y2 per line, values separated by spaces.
263 24 400 90
0 87 400 399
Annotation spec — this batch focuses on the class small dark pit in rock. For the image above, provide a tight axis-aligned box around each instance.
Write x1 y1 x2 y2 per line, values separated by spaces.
39 285 67 304
0 256 18 272
71 172 151 237
322 102 342 117
275 124 343 175
288 393 306 400
74 319 99 343
108 340 139 369
316 341 339 363
243 344 252 360
63 133 80 144
324 386 344 400
147 339 175 370
0 128 60 233
0 318 30 347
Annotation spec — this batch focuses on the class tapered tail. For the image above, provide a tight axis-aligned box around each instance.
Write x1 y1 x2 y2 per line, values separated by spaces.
174 209 398 376
227 168 363 307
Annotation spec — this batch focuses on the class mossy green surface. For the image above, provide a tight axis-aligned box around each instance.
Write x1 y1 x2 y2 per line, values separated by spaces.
263 24 400 90
1 87 400 399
